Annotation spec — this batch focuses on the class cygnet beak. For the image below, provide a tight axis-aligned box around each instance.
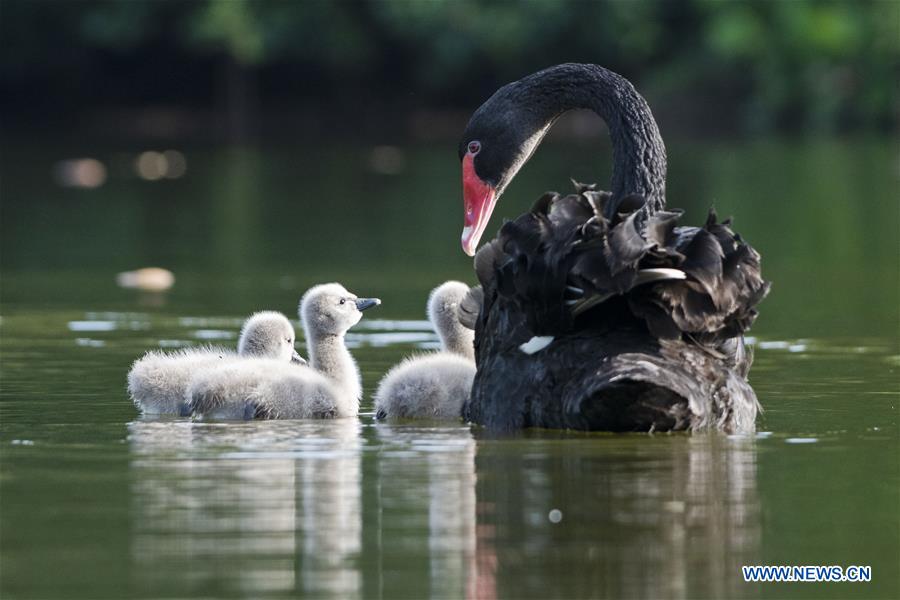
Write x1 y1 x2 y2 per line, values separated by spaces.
291 350 307 365
355 298 381 311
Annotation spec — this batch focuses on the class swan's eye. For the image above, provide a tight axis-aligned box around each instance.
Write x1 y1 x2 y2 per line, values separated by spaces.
339 298 346 305
467 140 481 155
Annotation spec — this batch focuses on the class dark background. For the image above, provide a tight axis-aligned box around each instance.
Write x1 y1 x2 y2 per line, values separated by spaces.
2 0 896 143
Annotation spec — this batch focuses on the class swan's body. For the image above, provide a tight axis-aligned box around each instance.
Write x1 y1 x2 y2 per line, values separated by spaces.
187 359 341 419
128 346 235 415
457 64 769 433
189 283 379 420
375 282 477 420
128 311 303 415
375 354 475 420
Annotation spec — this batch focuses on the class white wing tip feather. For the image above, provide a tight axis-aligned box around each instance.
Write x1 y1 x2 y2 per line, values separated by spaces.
519 336 555 355
634 268 687 285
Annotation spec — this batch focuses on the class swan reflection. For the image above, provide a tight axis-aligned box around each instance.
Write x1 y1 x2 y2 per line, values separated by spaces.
372 423 477 599
128 419 758 598
128 418 362 597
472 433 760 599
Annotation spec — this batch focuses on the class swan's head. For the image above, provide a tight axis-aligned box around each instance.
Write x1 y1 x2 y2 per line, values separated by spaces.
238 311 305 364
459 80 553 256
300 283 380 339
427 281 475 359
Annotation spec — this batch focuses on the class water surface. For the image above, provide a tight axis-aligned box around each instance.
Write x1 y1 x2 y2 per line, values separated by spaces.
1 139 897 598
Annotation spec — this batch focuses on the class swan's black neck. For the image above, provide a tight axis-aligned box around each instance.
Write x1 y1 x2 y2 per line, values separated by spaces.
485 64 667 215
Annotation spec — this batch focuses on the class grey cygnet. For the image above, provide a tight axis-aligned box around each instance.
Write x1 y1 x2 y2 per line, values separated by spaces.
128 311 304 415
189 283 380 419
374 281 476 421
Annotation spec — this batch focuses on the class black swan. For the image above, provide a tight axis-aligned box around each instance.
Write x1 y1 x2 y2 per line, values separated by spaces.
457 63 769 433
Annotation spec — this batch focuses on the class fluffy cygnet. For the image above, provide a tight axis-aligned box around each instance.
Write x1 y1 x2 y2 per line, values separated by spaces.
237 311 305 364
374 281 476 420
128 311 303 415
188 283 380 419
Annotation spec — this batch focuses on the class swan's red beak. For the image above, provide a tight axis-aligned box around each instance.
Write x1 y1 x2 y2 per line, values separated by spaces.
461 154 497 257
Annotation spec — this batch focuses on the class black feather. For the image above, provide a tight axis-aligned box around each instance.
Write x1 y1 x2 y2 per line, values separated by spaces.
468 179 769 433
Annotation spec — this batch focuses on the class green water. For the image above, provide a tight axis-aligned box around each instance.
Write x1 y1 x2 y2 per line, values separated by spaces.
1 138 898 599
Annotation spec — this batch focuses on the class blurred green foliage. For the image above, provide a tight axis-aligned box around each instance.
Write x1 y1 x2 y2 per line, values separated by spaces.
1 0 896 133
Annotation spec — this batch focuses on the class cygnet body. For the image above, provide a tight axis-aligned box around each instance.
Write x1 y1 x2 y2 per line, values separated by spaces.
375 281 476 420
188 283 380 420
128 311 303 415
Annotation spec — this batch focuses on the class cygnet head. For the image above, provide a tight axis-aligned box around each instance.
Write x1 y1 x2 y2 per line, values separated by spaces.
237 311 305 364
428 281 475 360
300 283 380 339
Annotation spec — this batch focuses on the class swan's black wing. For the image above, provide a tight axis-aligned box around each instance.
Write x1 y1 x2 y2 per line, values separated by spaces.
465 327 760 433
466 182 769 433
474 182 769 348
